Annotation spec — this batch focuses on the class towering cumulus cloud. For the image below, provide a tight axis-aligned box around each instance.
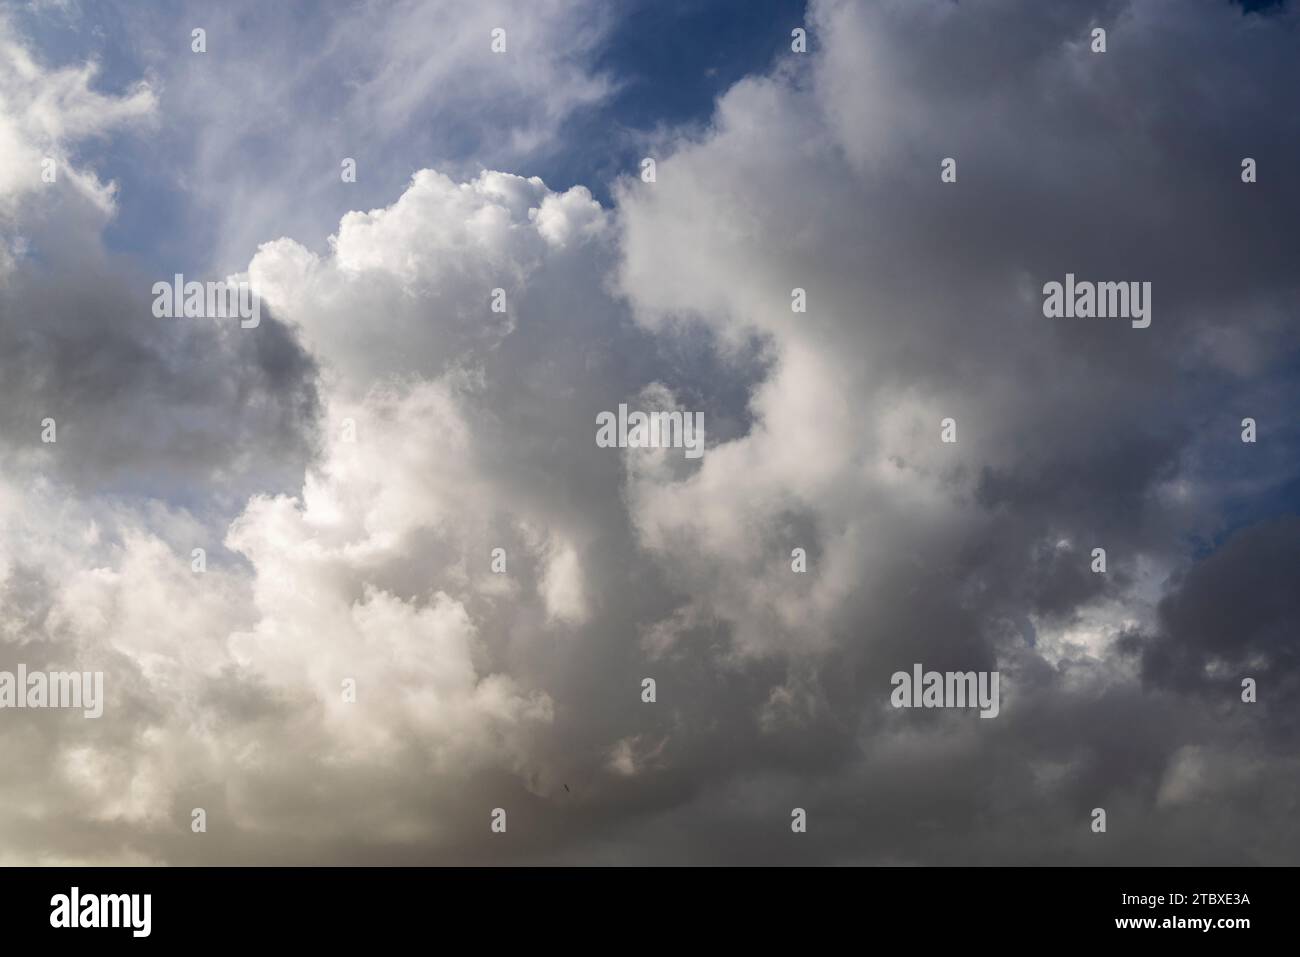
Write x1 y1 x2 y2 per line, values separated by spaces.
0 0 1297 864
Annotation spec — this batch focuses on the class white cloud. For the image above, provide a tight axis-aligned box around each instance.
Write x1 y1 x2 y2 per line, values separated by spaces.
0 16 155 272
2 0 1299 865
116 0 615 271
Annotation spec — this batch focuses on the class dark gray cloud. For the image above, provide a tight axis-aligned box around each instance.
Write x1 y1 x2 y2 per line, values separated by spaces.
1126 515 1300 720
0 262 320 504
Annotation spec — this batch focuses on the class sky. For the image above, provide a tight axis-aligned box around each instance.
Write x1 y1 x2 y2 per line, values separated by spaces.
0 0 1297 865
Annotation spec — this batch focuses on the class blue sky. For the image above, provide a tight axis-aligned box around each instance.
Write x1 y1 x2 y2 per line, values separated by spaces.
8 0 808 277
